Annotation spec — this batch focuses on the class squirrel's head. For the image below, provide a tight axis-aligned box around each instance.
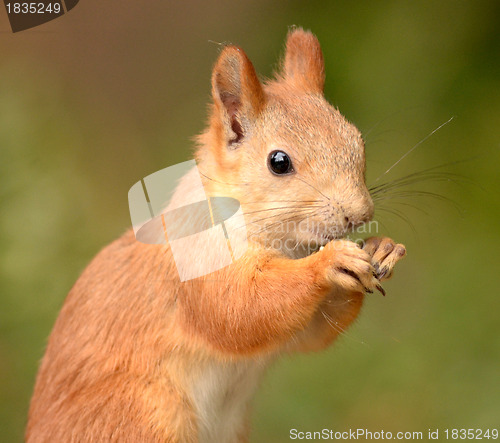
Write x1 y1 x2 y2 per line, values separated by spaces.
196 28 374 257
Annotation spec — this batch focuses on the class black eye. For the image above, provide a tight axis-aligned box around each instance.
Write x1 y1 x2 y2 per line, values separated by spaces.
268 150 294 175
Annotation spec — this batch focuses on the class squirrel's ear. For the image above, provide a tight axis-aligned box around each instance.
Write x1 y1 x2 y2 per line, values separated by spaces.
282 28 325 94
211 45 265 147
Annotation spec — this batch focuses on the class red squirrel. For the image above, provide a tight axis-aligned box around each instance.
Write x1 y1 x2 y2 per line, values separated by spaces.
26 28 406 443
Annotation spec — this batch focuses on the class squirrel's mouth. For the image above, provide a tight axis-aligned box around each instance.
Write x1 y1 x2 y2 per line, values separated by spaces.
308 243 325 255
309 228 345 244
303 223 357 255
301 230 338 256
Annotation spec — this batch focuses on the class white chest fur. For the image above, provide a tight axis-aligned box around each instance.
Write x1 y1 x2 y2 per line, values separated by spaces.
190 358 268 443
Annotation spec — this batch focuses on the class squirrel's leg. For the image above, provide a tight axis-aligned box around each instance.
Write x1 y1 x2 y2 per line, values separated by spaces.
290 237 407 352
178 240 380 355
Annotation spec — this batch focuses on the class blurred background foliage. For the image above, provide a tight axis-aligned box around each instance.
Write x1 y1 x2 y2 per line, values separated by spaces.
0 1 499 441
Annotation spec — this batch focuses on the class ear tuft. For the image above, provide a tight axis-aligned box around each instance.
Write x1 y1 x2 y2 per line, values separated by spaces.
211 46 265 147
283 28 325 94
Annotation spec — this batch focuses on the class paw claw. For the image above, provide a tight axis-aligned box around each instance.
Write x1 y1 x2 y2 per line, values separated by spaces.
363 237 406 283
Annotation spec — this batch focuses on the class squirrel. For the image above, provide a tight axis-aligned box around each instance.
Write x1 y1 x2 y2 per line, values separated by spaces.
26 28 406 443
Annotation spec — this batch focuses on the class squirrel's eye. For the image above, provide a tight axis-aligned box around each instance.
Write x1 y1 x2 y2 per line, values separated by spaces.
268 150 293 175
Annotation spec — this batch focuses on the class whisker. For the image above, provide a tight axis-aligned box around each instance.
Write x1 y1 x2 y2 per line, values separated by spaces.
373 200 430 216
375 206 418 237
373 116 455 182
375 189 460 206
255 208 320 232
369 158 474 192
236 205 323 218
325 297 356 307
373 217 390 234
224 205 325 231
321 310 346 335
362 105 421 138
240 207 320 232
233 207 317 231
295 174 331 201
370 169 472 196
321 310 367 345
249 208 322 239
370 171 465 195
242 199 322 204
198 171 249 187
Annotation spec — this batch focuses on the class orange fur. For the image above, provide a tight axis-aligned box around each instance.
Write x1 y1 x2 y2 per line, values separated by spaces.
26 28 405 442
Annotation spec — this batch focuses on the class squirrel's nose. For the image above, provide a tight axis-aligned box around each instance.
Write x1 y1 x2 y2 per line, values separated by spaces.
344 214 369 230
343 197 374 229
344 216 361 230
344 216 354 230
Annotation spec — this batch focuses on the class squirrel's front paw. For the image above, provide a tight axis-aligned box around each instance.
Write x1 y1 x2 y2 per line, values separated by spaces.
321 240 380 294
363 237 406 281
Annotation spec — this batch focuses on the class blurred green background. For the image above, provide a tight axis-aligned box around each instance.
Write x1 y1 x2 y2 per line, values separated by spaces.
1 1 499 441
